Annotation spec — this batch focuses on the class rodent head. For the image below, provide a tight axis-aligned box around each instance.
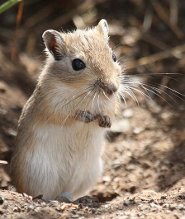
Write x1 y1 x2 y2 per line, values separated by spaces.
41 19 122 115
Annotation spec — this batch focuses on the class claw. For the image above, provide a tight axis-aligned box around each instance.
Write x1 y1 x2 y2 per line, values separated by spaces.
97 115 111 128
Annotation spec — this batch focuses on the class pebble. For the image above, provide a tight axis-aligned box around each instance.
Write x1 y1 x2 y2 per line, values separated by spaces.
149 203 161 210
110 119 130 133
0 108 7 115
133 127 144 134
168 204 176 211
177 204 185 210
27 204 34 211
123 200 131 206
123 198 136 206
102 175 111 182
49 200 60 207
160 195 167 199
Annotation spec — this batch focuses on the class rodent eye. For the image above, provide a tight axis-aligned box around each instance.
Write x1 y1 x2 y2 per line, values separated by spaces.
112 53 117 62
72 59 86 71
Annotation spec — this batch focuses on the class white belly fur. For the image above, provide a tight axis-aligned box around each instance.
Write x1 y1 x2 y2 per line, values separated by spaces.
24 121 105 200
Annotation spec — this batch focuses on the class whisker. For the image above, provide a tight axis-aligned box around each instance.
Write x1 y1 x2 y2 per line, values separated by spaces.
59 88 92 109
122 79 185 100
128 89 139 106
83 89 96 115
97 92 101 113
128 86 154 102
61 112 72 126
121 88 138 105
118 93 127 106
120 80 175 106
46 87 94 124
102 90 111 101
91 90 98 110
120 74 181 83
155 83 185 97
72 88 96 121
123 72 184 76
122 86 139 106
140 84 173 106
137 81 185 102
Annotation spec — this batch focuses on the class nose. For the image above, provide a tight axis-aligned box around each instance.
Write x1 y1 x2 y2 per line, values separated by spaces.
95 80 118 96
104 83 118 95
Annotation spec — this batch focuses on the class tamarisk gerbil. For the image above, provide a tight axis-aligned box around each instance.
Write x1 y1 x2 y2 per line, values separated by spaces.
11 19 122 201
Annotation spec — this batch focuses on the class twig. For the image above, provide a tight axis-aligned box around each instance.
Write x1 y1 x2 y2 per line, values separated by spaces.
142 33 169 51
159 76 170 95
44 0 106 30
126 44 185 70
151 0 184 39
16 0 24 26
143 5 153 32
25 3 55 28
170 0 178 25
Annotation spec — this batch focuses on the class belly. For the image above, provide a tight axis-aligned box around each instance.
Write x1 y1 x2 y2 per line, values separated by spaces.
23 121 105 199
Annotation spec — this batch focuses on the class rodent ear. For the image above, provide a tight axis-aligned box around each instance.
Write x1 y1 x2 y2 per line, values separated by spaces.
96 19 109 40
42 30 64 60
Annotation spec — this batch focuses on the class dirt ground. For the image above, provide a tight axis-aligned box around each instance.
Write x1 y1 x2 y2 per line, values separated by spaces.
0 0 185 218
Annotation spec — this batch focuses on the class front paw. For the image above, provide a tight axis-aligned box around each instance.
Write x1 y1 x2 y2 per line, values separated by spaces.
97 115 111 128
75 110 96 123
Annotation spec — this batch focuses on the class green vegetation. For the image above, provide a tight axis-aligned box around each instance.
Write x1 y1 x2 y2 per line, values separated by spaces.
0 0 20 14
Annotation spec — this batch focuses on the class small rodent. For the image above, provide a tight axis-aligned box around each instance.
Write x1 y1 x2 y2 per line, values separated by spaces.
11 19 122 201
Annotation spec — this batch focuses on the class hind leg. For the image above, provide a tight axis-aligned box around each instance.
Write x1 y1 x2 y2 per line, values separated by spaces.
73 159 103 201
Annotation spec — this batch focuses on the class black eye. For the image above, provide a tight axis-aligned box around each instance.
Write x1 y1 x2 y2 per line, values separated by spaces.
72 59 86 71
112 53 117 62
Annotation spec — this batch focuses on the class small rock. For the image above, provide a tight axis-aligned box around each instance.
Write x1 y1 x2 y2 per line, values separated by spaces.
49 200 59 207
133 127 144 134
27 205 34 211
178 194 185 200
0 82 6 93
168 204 176 211
0 108 7 115
177 204 185 210
110 119 130 133
123 198 135 206
161 195 167 200
102 175 111 182
123 200 130 206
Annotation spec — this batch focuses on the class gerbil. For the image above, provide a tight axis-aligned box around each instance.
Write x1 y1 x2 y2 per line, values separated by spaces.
11 19 122 201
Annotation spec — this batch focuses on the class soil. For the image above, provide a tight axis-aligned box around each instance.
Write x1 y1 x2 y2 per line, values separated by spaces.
0 0 185 218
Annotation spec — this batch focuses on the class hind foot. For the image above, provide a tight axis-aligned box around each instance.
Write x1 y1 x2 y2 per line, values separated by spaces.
56 192 72 203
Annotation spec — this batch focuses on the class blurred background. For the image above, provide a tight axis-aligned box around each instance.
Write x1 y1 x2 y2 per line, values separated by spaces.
0 0 185 96
0 0 185 215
